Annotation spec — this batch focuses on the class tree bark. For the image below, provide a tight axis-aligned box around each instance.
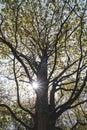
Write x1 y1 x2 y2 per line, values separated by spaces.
34 49 56 130
35 50 49 130
36 91 48 130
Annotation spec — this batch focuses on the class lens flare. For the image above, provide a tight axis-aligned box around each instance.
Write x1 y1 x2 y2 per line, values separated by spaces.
32 81 39 90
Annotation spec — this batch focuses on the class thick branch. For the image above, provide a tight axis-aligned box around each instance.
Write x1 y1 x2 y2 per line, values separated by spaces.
52 71 87 119
0 104 33 130
0 37 32 81
13 58 34 117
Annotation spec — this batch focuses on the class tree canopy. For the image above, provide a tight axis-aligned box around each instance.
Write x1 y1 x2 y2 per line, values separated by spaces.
0 0 87 130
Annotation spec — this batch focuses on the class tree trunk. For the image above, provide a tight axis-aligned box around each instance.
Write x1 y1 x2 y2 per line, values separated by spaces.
35 49 56 130
49 120 56 130
35 88 48 130
35 102 56 130
37 108 48 130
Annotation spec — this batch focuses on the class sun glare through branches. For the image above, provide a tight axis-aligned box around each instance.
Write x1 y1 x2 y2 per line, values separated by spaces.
32 81 39 90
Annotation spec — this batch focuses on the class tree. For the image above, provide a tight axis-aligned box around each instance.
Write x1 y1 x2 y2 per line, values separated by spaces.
0 0 87 130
